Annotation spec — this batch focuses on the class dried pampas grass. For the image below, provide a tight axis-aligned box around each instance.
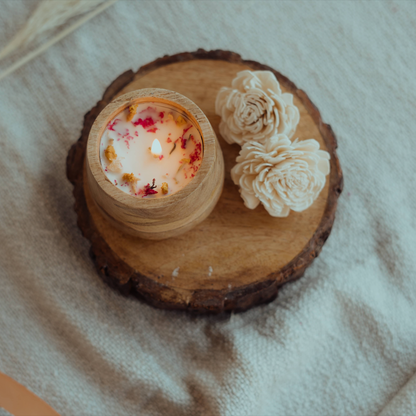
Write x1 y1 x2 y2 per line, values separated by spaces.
0 0 117 81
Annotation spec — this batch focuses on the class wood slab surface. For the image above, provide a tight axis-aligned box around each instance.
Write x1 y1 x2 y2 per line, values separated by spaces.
66 49 343 314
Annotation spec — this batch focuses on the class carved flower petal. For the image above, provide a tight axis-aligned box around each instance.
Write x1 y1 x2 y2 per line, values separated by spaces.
231 135 330 217
216 70 300 145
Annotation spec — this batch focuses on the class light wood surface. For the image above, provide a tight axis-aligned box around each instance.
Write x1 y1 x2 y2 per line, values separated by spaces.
0 372 60 416
67 50 343 313
86 89 224 239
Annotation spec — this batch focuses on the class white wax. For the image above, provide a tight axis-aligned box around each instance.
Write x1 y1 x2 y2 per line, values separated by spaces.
99 102 203 198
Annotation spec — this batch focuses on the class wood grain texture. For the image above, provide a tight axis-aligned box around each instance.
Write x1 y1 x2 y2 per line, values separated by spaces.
66 49 343 314
86 89 224 239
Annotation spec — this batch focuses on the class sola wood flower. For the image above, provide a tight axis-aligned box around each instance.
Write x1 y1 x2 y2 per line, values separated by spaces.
231 135 330 217
215 70 300 146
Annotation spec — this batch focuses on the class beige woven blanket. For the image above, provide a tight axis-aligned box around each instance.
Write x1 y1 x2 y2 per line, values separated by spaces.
0 1 415 415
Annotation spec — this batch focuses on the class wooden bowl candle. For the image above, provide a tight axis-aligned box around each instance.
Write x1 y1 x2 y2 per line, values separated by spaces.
86 88 224 240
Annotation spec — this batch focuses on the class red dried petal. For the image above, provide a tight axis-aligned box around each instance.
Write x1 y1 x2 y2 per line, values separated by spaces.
142 180 159 197
180 126 193 149
133 117 155 128
107 119 121 131
190 142 202 164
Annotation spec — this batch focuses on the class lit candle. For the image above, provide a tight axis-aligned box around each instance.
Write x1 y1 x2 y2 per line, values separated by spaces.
100 102 203 198
151 139 162 157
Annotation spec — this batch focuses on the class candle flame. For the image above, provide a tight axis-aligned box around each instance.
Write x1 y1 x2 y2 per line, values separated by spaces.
151 139 162 156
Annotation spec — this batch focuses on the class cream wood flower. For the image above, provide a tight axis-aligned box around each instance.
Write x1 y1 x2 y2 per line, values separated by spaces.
215 70 300 146
231 135 330 217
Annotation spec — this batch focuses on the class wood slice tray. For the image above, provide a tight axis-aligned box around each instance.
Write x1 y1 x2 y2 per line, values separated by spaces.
66 49 343 314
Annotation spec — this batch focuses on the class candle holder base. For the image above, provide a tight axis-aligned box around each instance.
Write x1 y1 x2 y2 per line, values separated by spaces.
66 49 343 314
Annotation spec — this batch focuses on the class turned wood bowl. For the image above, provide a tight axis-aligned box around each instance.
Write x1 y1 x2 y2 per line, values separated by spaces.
86 88 225 240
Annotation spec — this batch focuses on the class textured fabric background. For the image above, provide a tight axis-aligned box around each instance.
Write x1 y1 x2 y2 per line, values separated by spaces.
0 1 416 415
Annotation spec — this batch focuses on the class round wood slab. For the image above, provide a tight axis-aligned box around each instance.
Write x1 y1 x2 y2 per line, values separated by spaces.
66 50 343 314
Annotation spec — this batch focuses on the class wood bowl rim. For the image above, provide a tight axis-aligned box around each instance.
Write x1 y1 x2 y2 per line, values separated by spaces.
86 88 215 209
